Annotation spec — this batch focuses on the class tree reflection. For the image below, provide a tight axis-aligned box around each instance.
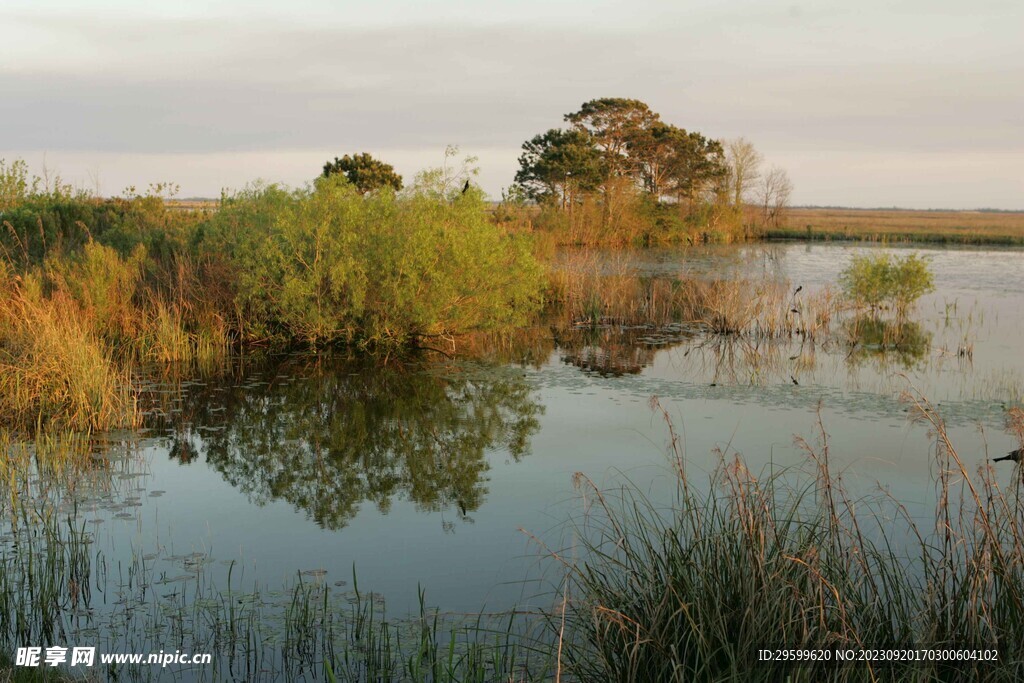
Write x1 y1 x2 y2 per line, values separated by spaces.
163 355 542 530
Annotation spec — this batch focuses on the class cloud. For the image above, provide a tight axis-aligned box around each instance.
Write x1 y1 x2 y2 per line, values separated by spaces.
2 2 1022 205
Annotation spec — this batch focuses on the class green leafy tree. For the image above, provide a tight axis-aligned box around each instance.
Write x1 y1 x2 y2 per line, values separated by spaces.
322 153 403 194
514 128 605 207
626 123 727 203
563 98 660 225
664 132 728 205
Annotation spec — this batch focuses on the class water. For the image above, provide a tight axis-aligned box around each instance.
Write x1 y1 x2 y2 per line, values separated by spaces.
3 241 1023 677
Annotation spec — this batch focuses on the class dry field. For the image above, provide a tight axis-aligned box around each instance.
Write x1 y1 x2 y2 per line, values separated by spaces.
165 198 220 212
774 207 1024 245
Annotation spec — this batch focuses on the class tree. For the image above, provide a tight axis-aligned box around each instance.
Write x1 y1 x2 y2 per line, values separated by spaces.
625 122 679 199
664 130 728 205
758 166 793 229
726 138 762 208
564 98 660 223
514 128 605 207
322 153 403 194
565 98 659 180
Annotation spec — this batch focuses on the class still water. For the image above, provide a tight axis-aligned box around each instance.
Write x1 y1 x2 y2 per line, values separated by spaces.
4 241 1023 674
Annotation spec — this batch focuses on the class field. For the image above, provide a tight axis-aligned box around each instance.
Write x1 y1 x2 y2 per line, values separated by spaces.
773 207 1024 244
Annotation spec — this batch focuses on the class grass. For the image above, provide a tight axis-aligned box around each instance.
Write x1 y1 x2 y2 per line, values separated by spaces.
0 269 139 432
0 654 71 682
772 208 1024 245
549 398 1024 682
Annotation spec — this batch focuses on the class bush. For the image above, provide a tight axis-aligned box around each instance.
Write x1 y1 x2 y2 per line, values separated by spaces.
196 175 544 347
839 252 934 317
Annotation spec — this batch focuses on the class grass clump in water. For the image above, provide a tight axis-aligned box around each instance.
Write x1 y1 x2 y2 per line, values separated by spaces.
554 396 1024 681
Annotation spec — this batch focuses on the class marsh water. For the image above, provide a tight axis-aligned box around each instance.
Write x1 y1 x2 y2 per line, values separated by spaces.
3 242 1023 677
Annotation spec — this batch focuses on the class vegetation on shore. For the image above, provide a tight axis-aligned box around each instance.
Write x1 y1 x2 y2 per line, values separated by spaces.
0 157 544 431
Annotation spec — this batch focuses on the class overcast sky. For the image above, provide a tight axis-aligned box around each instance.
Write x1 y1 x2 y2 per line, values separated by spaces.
2 0 1022 208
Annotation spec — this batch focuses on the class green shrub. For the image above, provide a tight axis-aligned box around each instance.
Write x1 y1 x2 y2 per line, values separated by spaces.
839 252 935 317
196 175 544 347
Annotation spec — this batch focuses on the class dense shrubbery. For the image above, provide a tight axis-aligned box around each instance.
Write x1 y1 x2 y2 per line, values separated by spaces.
196 175 543 346
0 159 545 430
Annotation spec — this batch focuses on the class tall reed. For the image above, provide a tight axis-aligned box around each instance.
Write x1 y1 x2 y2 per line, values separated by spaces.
554 395 1024 681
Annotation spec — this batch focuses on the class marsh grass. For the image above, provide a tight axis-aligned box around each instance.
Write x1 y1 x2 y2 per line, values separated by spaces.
0 271 139 432
552 395 1024 681
547 252 840 341
775 208 1024 246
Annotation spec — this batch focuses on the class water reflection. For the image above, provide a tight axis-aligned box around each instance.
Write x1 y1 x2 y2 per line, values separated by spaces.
845 317 932 369
554 325 695 376
157 355 543 530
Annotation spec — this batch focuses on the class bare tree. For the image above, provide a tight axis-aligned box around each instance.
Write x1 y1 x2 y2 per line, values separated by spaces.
726 137 762 208
759 166 793 229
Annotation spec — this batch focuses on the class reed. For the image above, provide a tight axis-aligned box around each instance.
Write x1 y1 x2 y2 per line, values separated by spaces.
775 208 1024 246
547 254 840 341
0 442 553 682
553 395 1024 681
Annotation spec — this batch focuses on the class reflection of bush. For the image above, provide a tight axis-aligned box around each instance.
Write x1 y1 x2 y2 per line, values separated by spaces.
166 355 542 530
845 316 931 369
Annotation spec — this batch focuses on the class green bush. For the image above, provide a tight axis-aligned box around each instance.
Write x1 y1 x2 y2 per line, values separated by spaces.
839 252 935 317
196 175 544 347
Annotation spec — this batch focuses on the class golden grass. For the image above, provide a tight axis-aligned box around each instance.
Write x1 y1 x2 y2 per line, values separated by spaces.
0 280 139 432
0 246 231 432
775 208 1024 244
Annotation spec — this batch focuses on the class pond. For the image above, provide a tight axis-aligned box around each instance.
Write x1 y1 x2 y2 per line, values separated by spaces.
2 241 1022 679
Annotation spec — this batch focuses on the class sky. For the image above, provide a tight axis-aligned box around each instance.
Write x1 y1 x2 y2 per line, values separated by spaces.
2 0 1022 209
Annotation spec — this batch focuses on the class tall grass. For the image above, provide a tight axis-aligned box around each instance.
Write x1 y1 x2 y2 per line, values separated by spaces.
0 265 138 432
554 397 1024 681
0 482 553 682
774 208 1024 246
